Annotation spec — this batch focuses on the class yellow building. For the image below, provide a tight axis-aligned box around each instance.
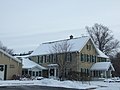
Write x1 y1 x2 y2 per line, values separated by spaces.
0 49 22 80
29 36 114 79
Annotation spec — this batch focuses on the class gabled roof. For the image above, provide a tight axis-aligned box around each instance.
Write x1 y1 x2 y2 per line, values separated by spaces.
30 36 109 59
0 49 22 63
22 57 46 70
30 36 90 56
96 48 109 59
90 62 115 71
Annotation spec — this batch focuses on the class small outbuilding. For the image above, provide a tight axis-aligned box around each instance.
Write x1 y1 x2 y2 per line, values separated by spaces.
0 49 22 80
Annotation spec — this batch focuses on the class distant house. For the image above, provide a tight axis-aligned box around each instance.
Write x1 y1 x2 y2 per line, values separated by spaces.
29 36 114 79
0 49 22 80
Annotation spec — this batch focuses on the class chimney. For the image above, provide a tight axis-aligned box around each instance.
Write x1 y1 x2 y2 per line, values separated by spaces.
70 35 73 39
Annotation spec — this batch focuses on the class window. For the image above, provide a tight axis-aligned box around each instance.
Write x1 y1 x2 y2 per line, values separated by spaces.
33 72 35 76
38 56 40 64
70 53 72 62
41 56 43 63
65 68 71 76
92 55 96 62
86 69 89 74
39 71 41 76
53 54 57 63
87 54 89 62
66 53 71 62
95 56 96 63
10 64 15 68
90 55 92 62
92 55 94 62
36 72 39 76
81 53 84 61
84 54 87 62
50 54 53 63
86 44 91 50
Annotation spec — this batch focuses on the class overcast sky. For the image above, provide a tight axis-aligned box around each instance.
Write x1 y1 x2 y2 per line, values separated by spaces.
0 0 120 53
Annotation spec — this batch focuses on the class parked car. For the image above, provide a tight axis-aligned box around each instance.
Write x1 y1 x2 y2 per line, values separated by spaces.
35 77 44 80
104 77 120 83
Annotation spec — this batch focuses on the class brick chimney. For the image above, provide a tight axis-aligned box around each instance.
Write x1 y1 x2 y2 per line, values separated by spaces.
70 35 73 39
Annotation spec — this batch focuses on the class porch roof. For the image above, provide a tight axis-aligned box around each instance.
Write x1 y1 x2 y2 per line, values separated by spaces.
47 64 58 67
90 62 115 71
22 58 46 70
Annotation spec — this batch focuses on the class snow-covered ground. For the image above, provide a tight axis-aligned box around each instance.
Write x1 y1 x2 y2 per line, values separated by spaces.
0 78 120 90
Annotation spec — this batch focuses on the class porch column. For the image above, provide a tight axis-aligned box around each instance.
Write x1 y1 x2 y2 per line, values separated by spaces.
41 70 43 76
110 70 112 78
28 69 29 75
31 71 33 76
91 71 93 77
54 68 56 77
105 71 107 78
48 68 50 78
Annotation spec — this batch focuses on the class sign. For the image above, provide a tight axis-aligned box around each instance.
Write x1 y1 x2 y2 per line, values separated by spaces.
0 65 4 80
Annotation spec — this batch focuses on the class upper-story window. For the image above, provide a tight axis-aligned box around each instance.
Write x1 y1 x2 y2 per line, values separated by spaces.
46 55 50 63
86 44 91 50
87 54 90 62
53 54 57 63
66 53 72 62
81 53 84 61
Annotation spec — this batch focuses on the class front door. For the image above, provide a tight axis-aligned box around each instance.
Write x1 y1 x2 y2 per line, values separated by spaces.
50 69 54 76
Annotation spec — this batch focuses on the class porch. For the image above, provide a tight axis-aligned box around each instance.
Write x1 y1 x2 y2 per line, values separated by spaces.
47 64 59 79
90 62 115 78
22 58 47 78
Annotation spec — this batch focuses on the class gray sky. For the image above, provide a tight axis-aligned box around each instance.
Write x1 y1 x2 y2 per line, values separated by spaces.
0 0 120 53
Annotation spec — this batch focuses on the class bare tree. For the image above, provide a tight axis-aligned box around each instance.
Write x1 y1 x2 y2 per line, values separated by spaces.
50 40 73 80
86 23 119 56
111 52 120 76
0 41 14 55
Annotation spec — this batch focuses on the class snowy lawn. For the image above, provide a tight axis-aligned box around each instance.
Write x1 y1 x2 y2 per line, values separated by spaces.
0 78 120 90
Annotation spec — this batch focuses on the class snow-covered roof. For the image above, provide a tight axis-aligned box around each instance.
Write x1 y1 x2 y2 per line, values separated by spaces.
47 64 58 67
22 57 46 70
90 62 115 71
30 36 90 56
96 48 109 59
14 55 30 58
30 36 109 59
0 49 22 63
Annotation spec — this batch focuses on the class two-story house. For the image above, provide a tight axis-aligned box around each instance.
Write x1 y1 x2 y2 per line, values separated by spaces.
29 35 114 79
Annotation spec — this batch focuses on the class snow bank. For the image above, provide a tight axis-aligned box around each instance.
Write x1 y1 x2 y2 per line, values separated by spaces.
1 78 120 90
0 78 97 90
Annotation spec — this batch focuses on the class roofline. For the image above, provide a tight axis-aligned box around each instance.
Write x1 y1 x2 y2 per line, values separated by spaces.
78 36 90 52
42 36 89 45
90 62 115 71
88 37 109 59
23 65 47 70
30 36 109 59
0 49 22 63
29 51 79 57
